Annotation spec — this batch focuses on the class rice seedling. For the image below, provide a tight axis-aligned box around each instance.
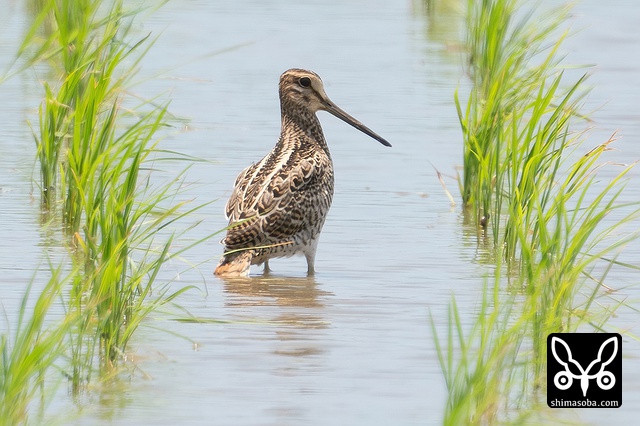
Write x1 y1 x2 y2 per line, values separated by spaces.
68 146 203 384
28 0 154 220
457 0 639 319
433 233 635 424
431 267 527 425
457 0 579 239
433 0 640 422
21 0 212 394
0 268 74 426
456 0 639 312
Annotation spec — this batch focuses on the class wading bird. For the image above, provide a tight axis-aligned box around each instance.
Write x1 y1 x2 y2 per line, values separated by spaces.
214 69 391 277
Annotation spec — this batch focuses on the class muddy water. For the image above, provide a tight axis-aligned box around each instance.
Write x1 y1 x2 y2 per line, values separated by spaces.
0 0 639 424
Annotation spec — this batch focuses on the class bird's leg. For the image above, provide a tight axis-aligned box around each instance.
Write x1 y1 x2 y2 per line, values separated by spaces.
305 253 315 276
263 260 271 275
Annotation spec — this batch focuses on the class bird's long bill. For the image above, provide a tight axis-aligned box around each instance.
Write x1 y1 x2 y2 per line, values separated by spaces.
324 101 392 147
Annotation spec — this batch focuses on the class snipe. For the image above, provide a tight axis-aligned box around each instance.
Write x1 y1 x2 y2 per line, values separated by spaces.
214 68 391 277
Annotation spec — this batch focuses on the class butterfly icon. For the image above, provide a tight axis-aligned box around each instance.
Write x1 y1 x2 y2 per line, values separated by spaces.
551 335 618 397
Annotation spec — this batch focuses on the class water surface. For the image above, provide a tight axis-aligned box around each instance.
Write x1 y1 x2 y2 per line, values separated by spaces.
0 0 639 424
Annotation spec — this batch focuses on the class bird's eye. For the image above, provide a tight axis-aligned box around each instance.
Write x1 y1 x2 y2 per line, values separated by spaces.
298 77 311 88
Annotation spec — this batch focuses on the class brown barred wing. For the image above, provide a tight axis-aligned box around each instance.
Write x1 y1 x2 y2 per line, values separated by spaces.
221 155 331 252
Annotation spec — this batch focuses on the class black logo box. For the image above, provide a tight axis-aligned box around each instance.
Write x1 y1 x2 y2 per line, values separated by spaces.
547 333 622 408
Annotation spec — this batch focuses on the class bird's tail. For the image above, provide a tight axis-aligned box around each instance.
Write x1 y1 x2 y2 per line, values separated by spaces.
214 250 253 277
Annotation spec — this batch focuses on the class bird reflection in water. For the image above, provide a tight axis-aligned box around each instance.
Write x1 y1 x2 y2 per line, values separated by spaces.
219 275 332 358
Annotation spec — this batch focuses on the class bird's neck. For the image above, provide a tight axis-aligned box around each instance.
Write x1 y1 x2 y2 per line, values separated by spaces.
279 109 330 154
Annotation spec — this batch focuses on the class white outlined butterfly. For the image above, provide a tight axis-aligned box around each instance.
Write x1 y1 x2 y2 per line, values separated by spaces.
551 336 617 397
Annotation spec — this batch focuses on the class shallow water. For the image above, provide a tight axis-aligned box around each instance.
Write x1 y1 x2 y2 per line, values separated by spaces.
0 0 639 424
